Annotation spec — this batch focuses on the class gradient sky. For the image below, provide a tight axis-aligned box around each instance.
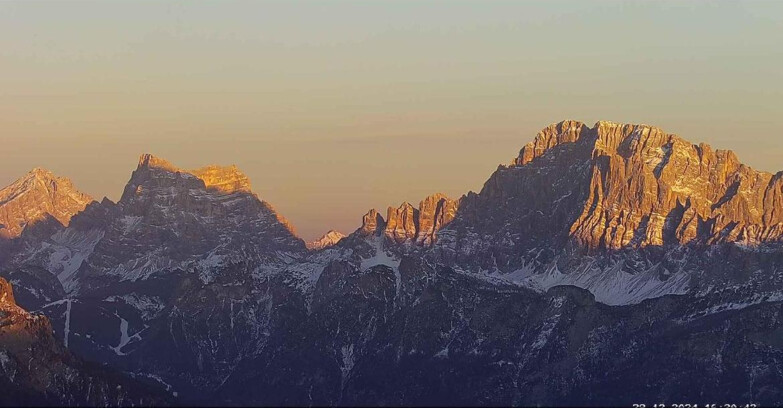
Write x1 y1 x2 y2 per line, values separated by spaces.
1 0 782 240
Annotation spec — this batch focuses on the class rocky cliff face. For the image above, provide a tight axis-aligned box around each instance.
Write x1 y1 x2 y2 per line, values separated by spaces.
507 120 783 250
385 202 419 244
0 168 93 239
415 193 460 246
512 119 586 166
359 209 385 236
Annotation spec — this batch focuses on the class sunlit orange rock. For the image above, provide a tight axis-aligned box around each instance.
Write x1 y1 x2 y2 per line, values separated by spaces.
0 168 93 239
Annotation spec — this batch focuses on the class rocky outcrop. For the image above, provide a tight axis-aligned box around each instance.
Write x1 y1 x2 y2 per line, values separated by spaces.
307 230 346 250
355 194 460 246
415 193 460 246
359 209 385 236
0 168 93 239
385 202 419 244
0 277 16 308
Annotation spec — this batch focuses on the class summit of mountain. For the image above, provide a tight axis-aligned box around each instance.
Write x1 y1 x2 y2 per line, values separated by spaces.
0 168 93 239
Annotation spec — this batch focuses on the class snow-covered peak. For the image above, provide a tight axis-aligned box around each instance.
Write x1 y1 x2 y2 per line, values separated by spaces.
307 230 346 250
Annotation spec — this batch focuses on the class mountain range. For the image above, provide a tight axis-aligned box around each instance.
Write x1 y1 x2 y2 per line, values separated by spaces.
1 120 782 406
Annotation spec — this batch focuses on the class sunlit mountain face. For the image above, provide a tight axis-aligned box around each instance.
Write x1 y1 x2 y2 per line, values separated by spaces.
1 120 783 406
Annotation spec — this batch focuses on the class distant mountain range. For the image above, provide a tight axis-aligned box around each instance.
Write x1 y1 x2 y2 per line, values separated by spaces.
1 120 782 406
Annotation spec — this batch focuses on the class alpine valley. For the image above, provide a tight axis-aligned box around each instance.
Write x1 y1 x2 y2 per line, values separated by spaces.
2 120 783 406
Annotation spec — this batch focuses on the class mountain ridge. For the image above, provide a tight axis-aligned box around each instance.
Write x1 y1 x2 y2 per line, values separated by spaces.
4 121 780 249
1 120 782 406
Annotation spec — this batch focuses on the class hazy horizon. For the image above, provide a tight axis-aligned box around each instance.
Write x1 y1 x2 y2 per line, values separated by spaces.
2 0 782 240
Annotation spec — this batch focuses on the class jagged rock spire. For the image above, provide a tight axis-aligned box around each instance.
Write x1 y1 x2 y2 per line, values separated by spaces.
356 193 460 246
359 208 386 236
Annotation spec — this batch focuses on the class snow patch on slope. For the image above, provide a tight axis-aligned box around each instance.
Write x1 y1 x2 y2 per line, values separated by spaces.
491 260 690 306
105 294 165 320
360 238 402 299
63 299 72 348
105 251 175 282
360 238 401 272
119 215 143 234
43 229 104 293
39 299 75 348
679 290 783 322
110 316 142 356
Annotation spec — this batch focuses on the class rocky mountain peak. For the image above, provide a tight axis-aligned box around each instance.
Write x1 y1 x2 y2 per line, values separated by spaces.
511 120 695 167
307 230 346 250
359 209 386 236
11 167 78 192
51 154 307 290
512 119 587 166
191 165 252 194
137 153 179 172
385 202 418 244
0 168 94 239
416 193 460 245
120 154 202 205
119 154 302 236
126 155 253 200
28 166 56 179
494 119 783 252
